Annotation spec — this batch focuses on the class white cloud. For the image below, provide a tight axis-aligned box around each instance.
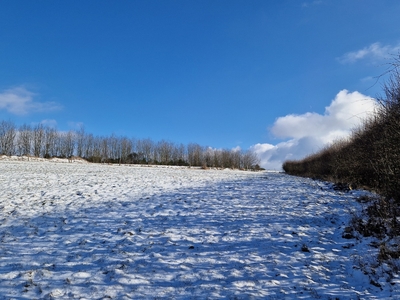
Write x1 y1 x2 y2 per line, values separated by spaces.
231 146 241 152
338 42 400 64
0 86 62 115
253 90 377 170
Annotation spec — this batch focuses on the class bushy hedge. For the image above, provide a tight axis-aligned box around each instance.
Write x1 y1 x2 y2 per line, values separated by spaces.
283 56 400 202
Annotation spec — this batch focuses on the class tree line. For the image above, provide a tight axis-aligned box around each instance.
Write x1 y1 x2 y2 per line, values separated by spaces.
0 122 261 170
283 55 400 203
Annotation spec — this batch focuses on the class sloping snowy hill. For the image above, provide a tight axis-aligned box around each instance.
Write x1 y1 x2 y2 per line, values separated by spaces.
0 161 398 299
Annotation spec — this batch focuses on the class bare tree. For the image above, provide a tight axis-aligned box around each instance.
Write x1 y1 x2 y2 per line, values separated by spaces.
187 143 203 166
53 131 63 157
58 131 75 160
120 137 132 164
0 120 16 156
171 143 186 165
83 133 94 159
203 147 214 167
43 126 58 158
137 138 154 164
100 136 109 163
213 149 222 168
32 124 45 157
57 132 67 158
75 125 85 158
108 134 121 162
157 140 174 165
91 136 102 163
231 148 242 169
17 124 32 156
242 150 260 170
65 131 76 159
220 149 233 168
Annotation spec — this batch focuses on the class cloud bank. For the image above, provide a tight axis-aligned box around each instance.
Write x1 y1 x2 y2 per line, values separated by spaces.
0 86 62 115
338 42 400 64
252 90 377 170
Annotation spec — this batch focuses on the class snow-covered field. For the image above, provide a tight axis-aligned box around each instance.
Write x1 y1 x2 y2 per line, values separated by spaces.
0 160 399 299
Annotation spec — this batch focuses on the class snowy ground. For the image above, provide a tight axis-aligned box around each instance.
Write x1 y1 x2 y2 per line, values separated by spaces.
0 160 399 299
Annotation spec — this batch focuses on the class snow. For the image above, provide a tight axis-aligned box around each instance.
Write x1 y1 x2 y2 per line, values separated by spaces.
0 160 398 299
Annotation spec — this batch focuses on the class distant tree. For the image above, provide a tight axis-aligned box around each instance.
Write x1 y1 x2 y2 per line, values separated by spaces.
213 149 222 168
17 124 32 156
220 149 232 168
83 133 94 159
65 131 75 159
75 125 85 158
157 140 174 164
173 143 187 165
108 134 120 162
231 149 242 169
137 138 154 164
58 131 75 159
100 136 109 163
0 120 16 156
91 136 102 163
203 147 213 167
32 124 45 157
242 150 260 170
43 126 58 158
119 137 132 164
55 131 66 157
187 143 203 166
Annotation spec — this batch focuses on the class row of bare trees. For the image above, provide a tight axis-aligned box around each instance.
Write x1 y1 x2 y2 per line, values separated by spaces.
0 122 260 170
283 55 400 202
0 123 75 159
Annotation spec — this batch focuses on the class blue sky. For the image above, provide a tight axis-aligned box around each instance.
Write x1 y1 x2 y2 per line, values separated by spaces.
1 1 399 168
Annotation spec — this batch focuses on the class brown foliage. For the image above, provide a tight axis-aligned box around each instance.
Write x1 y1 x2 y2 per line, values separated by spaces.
283 56 400 203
